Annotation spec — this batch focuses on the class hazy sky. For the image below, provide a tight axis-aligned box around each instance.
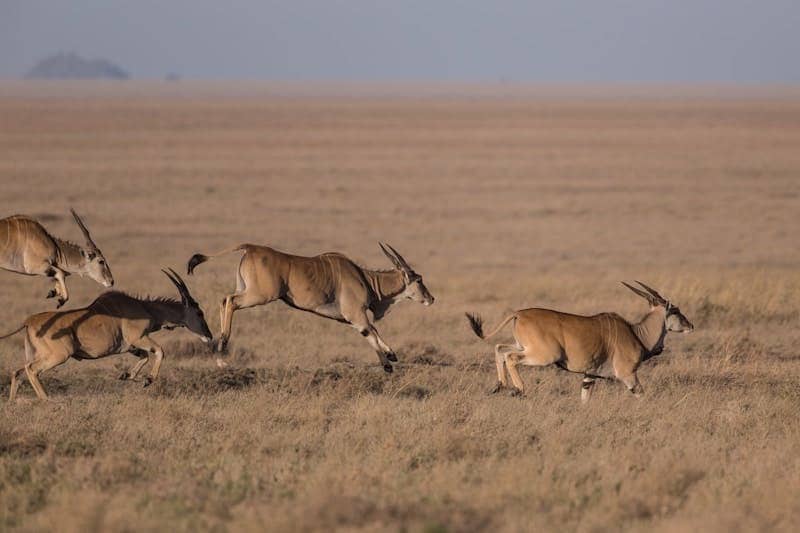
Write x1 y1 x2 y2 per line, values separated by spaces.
2 0 798 81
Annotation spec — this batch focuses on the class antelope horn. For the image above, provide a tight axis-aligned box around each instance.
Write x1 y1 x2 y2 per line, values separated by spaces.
621 281 656 304
70 208 98 250
382 242 411 271
379 242 404 270
170 267 196 303
634 280 667 304
167 268 189 293
162 268 190 303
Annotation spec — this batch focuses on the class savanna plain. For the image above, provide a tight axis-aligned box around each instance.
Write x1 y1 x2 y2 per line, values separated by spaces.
0 82 799 532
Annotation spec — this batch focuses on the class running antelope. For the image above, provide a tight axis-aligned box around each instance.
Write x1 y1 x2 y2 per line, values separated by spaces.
187 243 434 372
0 209 113 307
466 281 693 402
1 269 212 401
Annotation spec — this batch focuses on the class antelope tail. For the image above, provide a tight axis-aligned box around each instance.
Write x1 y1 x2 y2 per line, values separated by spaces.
0 324 26 341
465 313 516 341
187 245 248 275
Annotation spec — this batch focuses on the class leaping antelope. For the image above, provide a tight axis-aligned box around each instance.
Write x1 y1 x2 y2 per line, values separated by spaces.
0 269 212 401
187 243 434 372
0 209 114 307
466 281 693 402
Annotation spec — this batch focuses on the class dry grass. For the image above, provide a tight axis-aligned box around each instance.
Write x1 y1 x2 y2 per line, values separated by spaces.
0 82 799 532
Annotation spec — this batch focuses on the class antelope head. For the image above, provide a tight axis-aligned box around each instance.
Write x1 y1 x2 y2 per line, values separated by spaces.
379 242 435 306
622 280 694 333
71 209 114 288
162 268 213 343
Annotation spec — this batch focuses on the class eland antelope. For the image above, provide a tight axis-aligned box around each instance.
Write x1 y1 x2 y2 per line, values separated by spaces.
0 209 113 307
466 281 693 402
0 269 212 401
187 243 434 372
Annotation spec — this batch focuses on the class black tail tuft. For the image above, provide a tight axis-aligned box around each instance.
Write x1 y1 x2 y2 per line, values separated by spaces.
465 312 485 339
187 254 208 275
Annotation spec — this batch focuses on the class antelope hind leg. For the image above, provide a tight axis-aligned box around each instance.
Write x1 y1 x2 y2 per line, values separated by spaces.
9 367 25 401
24 353 69 401
491 344 520 393
217 291 266 359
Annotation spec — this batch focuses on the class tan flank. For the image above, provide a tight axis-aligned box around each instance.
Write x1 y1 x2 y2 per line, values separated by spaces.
0 269 212 401
466 281 694 402
187 242 434 372
0 209 114 307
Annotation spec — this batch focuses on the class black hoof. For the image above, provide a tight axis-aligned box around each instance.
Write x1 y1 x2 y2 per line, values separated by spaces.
46 290 56 299
143 377 153 388
56 299 66 309
383 363 394 374
509 388 524 397
386 352 398 363
118 371 130 381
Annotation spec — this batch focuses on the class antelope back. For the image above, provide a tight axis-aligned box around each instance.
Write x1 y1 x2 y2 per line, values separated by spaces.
0 216 59 272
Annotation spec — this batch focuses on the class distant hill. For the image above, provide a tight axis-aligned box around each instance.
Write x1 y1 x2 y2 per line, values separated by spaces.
25 52 129 80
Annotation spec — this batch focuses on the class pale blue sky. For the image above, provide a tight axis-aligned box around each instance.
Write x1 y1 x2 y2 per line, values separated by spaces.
2 0 798 81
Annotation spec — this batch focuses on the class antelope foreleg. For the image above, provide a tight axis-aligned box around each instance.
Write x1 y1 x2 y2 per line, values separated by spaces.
50 268 68 308
120 351 149 381
350 321 393 373
620 374 643 396
373 331 397 362
131 337 164 387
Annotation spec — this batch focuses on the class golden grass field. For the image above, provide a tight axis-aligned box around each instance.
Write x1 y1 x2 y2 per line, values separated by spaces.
0 82 799 532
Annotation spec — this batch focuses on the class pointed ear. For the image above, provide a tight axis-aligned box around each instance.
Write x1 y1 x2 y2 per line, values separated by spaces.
379 242 404 270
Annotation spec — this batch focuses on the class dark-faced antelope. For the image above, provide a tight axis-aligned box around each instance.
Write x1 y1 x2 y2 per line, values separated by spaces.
0 269 212 401
466 281 693 402
187 243 434 372
0 209 114 307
